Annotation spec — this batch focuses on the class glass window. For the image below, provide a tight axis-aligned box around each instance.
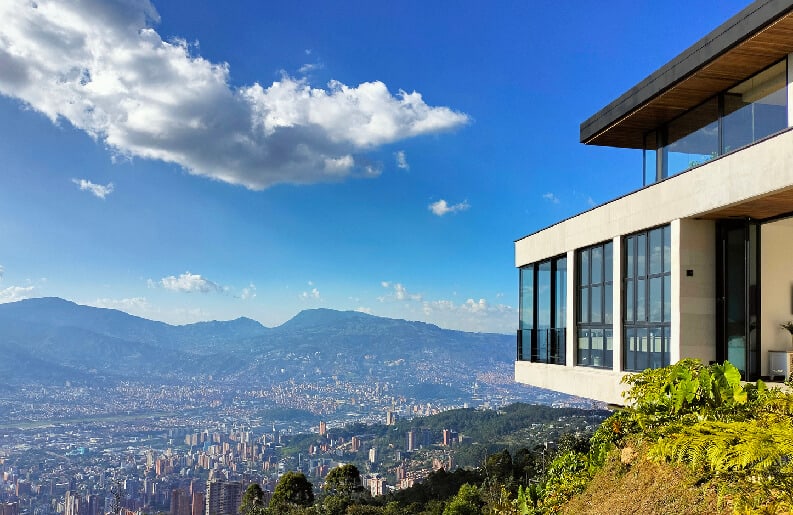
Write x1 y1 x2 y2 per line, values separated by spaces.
576 241 613 368
644 59 788 185
664 97 719 178
723 60 787 153
623 226 671 372
517 255 567 365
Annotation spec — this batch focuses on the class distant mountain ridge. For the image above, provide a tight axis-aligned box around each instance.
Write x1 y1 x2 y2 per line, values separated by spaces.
0 298 515 395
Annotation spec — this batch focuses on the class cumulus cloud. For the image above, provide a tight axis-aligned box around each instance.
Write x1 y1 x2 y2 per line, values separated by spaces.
0 285 35 303
394 150 409 170
154 272 221 293
72 178 114 199
300 287 320 300
0 1 468 190
542 192 560 204
240 283 256 300
429 199 469 216
379 281 422 302
355 306 372 314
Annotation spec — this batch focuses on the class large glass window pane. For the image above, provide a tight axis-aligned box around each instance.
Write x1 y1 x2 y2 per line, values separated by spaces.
604 329 614 368
519 266 534 330
579 287 589 324
625 279 634 322
604 242 613 282
723 60 787 153
604 284 613 324
577 329 590 366
591 246 602 283
626 237 635 278
637 234 646 277
636 278 646 322
591 285 602 323
538 262 551 329
663 97 719 178
649 228 663 275
649 277 662 322
663 226 671 273
663 275 671 322
580 249 589 285
555 257 567 328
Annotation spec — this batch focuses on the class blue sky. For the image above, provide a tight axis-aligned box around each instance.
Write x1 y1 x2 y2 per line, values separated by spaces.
0 0 748 332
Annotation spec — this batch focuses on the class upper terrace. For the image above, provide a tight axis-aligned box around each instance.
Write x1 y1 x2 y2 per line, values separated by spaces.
581 0 793 187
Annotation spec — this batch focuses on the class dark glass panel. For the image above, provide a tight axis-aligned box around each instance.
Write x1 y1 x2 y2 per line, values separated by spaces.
519 266 534 331
649 277 662 323
604 242 613 282
664 97 719 177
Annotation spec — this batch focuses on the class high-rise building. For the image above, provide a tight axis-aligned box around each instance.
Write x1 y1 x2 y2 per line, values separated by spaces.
171 489 191 515
406 430 416 452
205 479 242 515
0 503 19 515
318 421 327 436
64 491 80 515
191 492 205 515
86 494 100 515
368 447 378 464
385 410 396 426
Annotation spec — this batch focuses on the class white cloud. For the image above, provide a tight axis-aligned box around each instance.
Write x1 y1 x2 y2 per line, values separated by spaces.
355 306 372 314
0 1 468 190
72 178 114 199
298 62 322 74
0 285 35 303
240 283 256 300
542 192 560 204
394 150 409 170
156 272 221 293
300 287 320 300
380 281 422 302
93 296 150 311
429 199 469 216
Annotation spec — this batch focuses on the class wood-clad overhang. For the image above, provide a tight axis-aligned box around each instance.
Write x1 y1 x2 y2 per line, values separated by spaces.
580 0 793 149
698 186 793 220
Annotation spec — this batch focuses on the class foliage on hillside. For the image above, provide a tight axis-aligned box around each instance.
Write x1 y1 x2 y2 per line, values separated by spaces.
266 359 793 514
550 359 793 514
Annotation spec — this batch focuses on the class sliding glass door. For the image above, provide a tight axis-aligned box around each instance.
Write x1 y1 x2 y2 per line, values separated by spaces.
716 220 760 380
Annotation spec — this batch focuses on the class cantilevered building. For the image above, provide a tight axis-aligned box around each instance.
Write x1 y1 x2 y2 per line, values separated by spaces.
515 0 793 404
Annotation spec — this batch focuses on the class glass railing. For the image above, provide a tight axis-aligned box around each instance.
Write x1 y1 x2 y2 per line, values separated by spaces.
517 328 566 365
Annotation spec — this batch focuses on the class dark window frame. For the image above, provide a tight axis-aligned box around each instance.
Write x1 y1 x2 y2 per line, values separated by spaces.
623 225 671 372
517 254 567 365
576 241 613 368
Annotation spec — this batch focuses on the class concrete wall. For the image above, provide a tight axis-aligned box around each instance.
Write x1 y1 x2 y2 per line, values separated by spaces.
516 129 793 267
761 218 793 375
677 219 717 364
514 361 630 406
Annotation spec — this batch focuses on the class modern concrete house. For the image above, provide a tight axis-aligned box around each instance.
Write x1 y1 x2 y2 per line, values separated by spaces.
515 0 793 404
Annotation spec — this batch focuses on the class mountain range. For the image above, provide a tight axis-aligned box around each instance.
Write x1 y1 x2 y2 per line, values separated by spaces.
0 298 515 396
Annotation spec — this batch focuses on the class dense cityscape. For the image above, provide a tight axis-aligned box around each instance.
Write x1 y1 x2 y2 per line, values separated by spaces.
0 376 596 515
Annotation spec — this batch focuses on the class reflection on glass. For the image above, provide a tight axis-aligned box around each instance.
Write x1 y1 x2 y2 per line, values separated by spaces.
519 266 534 331
723 61 787 152
664 98 719 178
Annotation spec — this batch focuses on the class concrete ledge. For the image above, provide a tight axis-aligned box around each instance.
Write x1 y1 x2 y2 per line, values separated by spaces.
515 360 631 405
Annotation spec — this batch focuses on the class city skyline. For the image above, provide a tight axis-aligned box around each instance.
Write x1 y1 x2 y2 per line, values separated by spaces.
0 0 748 333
